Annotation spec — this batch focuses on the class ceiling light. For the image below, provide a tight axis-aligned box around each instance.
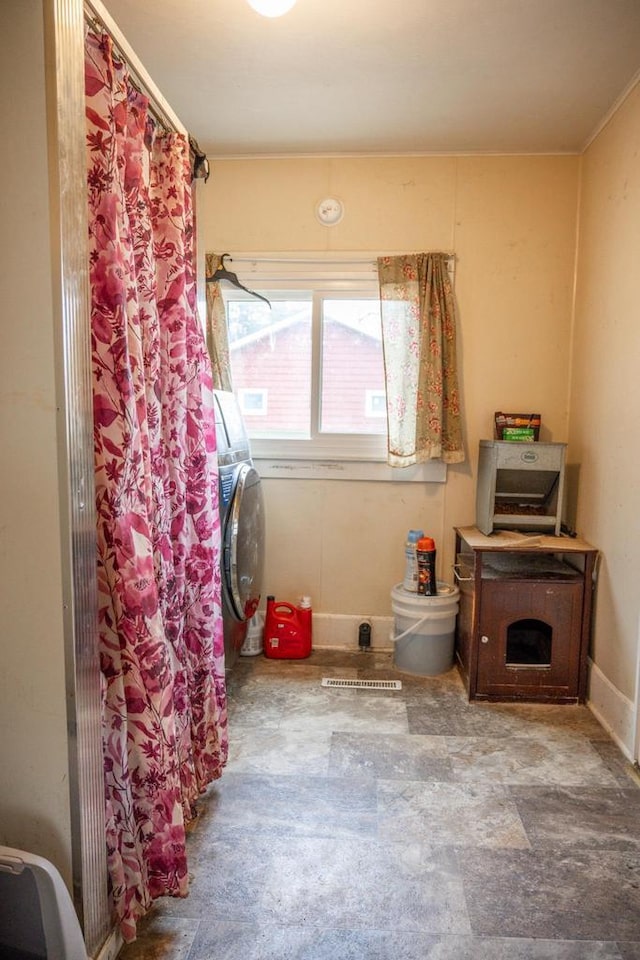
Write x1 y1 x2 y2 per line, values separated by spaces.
247 0 297 16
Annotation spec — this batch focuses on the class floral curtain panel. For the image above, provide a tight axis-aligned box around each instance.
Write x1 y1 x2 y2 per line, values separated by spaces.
377 253 465 467
85 31 228 942
205 253 233 391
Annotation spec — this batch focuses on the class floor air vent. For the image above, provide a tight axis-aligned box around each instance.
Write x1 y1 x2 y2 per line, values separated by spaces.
321 678 402 690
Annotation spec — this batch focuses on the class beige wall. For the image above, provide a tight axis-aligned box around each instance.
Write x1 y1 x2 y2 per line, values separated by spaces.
571 85 640 707
0 1 636 913
202 154 579 619
0 1 73 882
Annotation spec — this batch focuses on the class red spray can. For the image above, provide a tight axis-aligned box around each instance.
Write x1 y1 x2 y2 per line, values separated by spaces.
264 595 312 659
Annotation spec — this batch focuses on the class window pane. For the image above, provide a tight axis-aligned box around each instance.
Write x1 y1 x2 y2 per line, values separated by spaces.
228 296 312 439
320 299 386 435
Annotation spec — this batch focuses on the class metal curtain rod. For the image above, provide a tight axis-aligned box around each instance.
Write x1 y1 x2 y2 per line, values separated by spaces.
229 254 455 265
231 256 376 265
84 0 188 138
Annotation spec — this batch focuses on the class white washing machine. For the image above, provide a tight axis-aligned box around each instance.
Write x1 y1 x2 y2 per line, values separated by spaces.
213 390 265 670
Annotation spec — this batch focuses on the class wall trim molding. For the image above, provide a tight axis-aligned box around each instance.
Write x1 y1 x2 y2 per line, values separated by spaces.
46 0 109 952
587 658 635 761
581 65 640 152
311 613 394 652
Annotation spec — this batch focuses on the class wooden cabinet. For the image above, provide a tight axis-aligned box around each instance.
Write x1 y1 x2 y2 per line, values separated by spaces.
454 526 598 703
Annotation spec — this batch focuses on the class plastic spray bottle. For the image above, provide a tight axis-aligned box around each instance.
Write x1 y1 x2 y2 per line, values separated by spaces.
403 529 424 592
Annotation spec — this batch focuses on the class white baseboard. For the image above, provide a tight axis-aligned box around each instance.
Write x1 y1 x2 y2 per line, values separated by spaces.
311 613 394 651
587 657 635 761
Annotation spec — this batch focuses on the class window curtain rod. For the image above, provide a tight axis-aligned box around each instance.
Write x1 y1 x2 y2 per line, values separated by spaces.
228 253 455 266
84 0 188 138
226 253 456 281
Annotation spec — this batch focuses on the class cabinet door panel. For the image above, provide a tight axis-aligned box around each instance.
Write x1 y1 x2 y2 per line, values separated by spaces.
455 581 475 681
477 580 583 698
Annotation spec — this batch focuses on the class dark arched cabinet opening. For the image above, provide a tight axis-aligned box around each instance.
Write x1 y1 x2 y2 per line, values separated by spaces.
506 618 552 667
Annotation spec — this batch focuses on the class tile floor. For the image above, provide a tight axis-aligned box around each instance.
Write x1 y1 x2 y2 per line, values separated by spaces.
120 650 640 960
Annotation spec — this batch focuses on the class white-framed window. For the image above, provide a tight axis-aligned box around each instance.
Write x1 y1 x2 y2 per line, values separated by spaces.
223 259 385 461
220 254 446 483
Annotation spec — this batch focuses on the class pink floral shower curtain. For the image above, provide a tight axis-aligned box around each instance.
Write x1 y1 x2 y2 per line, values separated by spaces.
85 30 227 942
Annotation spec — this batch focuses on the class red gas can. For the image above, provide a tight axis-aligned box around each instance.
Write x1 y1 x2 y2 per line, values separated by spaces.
263 595 312 659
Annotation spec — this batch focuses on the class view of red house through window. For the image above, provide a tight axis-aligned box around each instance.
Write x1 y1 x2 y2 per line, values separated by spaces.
226 295 386 441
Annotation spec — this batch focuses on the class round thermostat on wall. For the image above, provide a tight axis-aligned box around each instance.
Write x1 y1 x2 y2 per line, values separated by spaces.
315 197 344 226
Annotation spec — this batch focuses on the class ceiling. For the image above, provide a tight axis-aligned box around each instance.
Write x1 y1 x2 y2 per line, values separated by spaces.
99 0 640 157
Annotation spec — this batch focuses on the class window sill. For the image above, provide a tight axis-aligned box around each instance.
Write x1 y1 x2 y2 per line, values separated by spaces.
253 458 447 483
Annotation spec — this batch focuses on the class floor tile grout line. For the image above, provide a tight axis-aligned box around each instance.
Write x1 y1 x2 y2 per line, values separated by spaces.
121 650 640 957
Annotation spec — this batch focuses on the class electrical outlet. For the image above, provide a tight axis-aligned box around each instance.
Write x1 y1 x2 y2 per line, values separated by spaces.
358 620 372 649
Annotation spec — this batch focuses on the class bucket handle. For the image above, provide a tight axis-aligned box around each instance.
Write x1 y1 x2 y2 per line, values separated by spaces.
392 614 430 643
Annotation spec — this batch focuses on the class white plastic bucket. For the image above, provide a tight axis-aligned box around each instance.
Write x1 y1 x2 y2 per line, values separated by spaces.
390 582 459 676
240 611 264 657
